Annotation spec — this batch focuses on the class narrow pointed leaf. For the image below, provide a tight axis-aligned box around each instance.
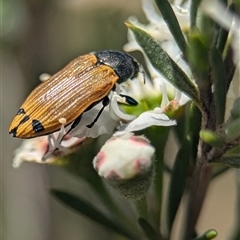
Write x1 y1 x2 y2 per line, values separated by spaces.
138 218 161 240
188 103 202 162
224 47 236 94
167 137 191 233
213 146 240 168
216 3 235 53
51 190 138 240
172 103 189 143
224 145 240 155
210 47 227 124
225 118 240 140
190 0 202 30
187 32 209 82
167 103 200 234
214 156 240 168
216 24 229 54
145 127 170 229
230 97 240 119
126 23 201 108
154 0 187 54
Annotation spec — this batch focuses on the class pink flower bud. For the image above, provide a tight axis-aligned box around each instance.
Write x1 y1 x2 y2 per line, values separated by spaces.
93 133 155 199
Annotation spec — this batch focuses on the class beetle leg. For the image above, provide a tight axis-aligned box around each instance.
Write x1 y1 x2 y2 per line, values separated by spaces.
86 96 110 128
59 114 83 143
41 119 68 161
68 115 83 133
41 135 59 161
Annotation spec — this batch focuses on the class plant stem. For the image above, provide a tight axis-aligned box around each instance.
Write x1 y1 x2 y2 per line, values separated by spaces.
183 138 212 240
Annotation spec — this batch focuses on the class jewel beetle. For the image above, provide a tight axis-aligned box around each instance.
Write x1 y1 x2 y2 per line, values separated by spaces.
9 50 140 139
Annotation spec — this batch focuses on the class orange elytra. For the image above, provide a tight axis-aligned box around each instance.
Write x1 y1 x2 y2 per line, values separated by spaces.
9 50 140 139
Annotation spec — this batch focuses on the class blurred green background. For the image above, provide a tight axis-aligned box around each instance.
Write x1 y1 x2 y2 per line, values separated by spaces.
1 0 238 239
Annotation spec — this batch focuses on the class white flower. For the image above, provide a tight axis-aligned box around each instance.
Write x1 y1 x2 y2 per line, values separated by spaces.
115 81 188 136
93 133 155 199
126 0 189 43
116 110 176 134
123 0 190 104
12 133 85 168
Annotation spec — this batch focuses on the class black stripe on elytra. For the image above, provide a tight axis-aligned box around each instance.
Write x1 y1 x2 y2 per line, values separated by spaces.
9 115 30 136
19 115 30 124
32 119 45 132
9 127 17 137
16 108 26 115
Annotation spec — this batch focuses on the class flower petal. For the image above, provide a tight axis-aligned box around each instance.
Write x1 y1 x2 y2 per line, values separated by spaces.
116 110 177 134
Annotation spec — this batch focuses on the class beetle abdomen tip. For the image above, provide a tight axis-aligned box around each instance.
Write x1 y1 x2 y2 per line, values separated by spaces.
9 128 17 137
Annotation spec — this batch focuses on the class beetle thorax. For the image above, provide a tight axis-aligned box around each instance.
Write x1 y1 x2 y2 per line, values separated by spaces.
95 50 139 83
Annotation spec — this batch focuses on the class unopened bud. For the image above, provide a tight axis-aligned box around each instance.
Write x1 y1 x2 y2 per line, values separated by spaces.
93 133 155 199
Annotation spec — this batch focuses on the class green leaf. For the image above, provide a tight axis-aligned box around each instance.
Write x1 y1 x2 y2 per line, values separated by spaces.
198 12 215 45
51 190 138 240
225 118 240 140
166 137 191 234
190 0 202 30
233 0 240 12
145 127 170 230
154 0 187 54
230 97 240 119
172 103 190 144
216 23 229 54
213 1 232 53
214 156 240 168
187 32 209 82
167 103 201 234
225 145 240 155
138 218 161 240
213 146 240 168
126 23 201 108
210 47 227 124
223 47 236 94
188 103 202 162
194 229 218 240
200 129 224 149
